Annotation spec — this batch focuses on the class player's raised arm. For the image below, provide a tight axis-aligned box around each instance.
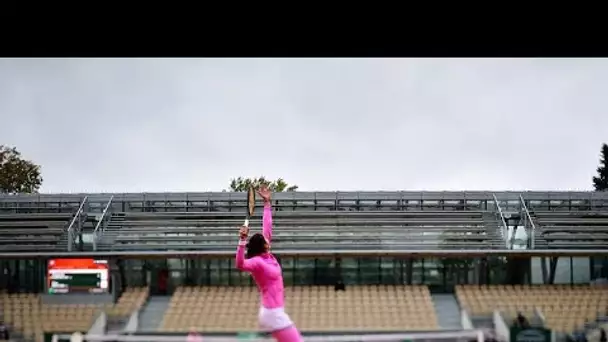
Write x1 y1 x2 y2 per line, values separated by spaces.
257 185 273 244
235 226 259 272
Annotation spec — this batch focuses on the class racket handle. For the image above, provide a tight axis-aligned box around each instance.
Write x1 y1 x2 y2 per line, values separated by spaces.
243 219 249 227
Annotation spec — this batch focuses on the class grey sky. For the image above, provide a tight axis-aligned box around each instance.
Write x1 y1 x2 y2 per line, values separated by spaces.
0 58 606 193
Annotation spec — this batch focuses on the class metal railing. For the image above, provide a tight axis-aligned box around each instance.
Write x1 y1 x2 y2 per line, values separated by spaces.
67 196 88 252
492 193 510 249
93 195 114 251
2 191 608 215
519 194 537 249
2 248 608 259
54 330 489 342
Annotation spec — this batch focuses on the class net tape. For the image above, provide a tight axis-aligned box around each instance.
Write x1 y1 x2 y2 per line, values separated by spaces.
55 329 487 342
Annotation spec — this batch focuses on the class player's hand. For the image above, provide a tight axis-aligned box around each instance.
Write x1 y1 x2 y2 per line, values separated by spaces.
239 226 249 240
257 185 271 202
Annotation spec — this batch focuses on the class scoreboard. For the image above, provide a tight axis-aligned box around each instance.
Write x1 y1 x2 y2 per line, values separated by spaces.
47 259 109 294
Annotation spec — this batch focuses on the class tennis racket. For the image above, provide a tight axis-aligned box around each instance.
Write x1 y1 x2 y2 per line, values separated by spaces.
243 186 256 227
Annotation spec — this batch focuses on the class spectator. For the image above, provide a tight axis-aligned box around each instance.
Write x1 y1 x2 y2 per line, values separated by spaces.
600 328 607 342
334 280 345 292
0 321 10 341
513 312 530 328
158 268 168 295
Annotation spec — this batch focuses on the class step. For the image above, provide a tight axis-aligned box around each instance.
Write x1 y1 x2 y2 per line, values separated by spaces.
137 296 171 332
471 316 495 329
431 294 462 330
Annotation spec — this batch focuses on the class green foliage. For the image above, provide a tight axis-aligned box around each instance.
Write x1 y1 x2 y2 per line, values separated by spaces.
593 143 608 191
228 176 298 192
0 145 43 194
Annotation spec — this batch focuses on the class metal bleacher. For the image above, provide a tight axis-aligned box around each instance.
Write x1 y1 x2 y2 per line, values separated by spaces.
0 196 83 252
532 211 608 249
93 192 510 252
0 212 74 252
98 210 504 251
1 191 608 253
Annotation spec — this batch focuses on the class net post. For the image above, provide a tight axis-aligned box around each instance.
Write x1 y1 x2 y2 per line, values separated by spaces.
477 330 485 342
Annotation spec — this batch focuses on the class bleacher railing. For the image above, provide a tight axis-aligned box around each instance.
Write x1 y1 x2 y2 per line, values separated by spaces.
3 249 608 259
4 191 608 213
519 194 537 250
492 194 510 249
67 196 88 252
92 196 114 251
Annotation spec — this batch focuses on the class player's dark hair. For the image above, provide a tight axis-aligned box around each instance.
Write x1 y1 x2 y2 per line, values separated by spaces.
246 233 267 259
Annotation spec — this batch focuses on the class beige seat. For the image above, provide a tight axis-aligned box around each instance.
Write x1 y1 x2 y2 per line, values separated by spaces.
105 286 149 318
159 285 438 332
456 285 608 333
1 287 149 342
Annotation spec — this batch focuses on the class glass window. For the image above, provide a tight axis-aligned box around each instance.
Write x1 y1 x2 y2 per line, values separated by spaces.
488 257 507 284
590 257 606 281
294 258 314 285
552 257 573 284
424 258 443 290
314 258 335 285
380 257 398 285
412 258 424 284
280 257 294 286
359 257 380 285
341 258 358 285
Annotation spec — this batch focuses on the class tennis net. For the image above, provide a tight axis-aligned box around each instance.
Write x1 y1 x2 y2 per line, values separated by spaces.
53 329 489 342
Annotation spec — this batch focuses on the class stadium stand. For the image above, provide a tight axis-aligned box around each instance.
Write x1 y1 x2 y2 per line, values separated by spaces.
0 213 73 252
98 210 505 251
0 291 98 342
0 287 148 342
158 285 438 332
456 285 608 333
2 191 608 342
531 211 608 249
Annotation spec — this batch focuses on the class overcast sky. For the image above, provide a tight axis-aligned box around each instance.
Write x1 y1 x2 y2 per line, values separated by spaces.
0 58 606 193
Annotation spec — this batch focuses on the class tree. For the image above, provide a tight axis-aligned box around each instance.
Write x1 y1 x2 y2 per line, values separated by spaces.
228 176 298 192
0 145 43 194
593 143 608 191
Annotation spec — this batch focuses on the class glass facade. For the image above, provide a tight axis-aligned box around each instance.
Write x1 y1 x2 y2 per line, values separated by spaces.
0 255 601 295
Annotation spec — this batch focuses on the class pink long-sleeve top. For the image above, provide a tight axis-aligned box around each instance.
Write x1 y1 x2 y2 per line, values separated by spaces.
235 203 284 309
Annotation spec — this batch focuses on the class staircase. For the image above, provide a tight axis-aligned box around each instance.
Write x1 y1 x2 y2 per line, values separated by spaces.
431 294 462 330
482 212 507 248
137 296 171 332
57 213 98 251
529 213 548 249
56 228 72 251
471 316 495 329
106 316 129 334
96 213 125 251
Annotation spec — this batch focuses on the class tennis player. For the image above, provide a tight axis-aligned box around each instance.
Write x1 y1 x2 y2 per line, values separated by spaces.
235 185 303 342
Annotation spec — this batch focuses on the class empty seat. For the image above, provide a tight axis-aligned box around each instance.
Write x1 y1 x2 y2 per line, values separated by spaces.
105 286 149 317
456 285 608 333
159 285 438 332
0 293 99 342
0 287 148 342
